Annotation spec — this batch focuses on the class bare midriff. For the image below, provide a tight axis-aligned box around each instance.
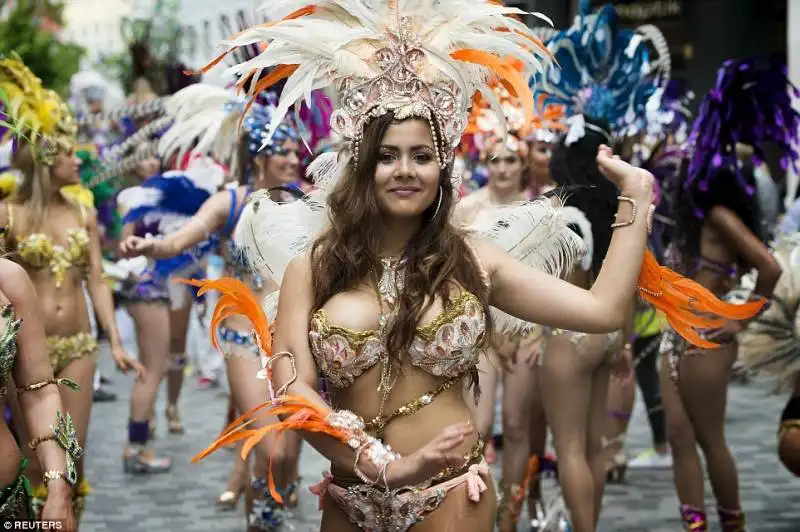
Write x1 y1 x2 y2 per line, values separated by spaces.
26 268 90 338
328 363 477 483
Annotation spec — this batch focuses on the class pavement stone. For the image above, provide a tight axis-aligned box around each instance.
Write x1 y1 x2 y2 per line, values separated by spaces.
81 317 800 531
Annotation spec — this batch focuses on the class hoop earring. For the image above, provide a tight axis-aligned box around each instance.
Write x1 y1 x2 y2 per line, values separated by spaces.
431 185 443 220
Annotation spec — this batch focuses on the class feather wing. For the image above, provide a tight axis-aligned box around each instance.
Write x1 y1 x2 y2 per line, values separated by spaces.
467 196 586 337
739 235 800 392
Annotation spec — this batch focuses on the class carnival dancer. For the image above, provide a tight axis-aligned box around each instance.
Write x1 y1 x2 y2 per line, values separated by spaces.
527 6 674 530
116 147 225 471
663 55 795 531
738 229 800 477
453 76 564 530
0 57 143 524
0 256 81 528
181 2 765 532
602 79 695 474
119 83 306 530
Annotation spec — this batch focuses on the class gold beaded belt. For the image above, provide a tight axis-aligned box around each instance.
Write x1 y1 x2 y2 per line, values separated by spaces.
365 376 461 437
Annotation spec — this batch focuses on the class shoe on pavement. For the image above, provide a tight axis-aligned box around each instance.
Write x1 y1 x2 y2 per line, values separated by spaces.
93 388 117 402
629 448 672 469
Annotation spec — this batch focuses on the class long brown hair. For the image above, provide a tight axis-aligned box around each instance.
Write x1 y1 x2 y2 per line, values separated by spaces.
310 112 492 360
10 143 56 232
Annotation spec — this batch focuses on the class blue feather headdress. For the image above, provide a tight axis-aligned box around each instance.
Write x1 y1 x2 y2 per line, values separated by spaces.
242 103 299 159
632 79 693 176
533 3 670 145
118 153 226 280
684 56 800 219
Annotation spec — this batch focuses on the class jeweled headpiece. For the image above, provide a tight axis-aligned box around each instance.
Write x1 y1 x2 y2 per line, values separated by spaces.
533 4 670 145
0 57 77 165
207 0 553 169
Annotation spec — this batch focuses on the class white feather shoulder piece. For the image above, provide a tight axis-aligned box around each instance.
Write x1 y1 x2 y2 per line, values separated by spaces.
233 190 328 319
467 196 587 337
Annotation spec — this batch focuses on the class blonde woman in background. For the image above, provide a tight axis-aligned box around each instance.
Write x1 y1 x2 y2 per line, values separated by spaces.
0 58 143 526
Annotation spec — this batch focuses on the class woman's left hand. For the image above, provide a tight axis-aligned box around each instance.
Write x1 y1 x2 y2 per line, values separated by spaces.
41 484 76 531
596 145 654 202
111 344 145 381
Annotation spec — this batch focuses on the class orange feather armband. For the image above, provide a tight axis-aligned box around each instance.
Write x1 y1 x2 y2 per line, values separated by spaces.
636 249 766 348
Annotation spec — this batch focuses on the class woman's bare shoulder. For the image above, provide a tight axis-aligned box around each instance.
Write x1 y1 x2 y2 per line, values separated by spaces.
0 258 34 304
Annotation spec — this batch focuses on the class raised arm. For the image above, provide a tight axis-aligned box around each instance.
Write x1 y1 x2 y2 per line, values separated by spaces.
118 188 232 260
480 147 654 333
5 260 76 528
708 205 782 299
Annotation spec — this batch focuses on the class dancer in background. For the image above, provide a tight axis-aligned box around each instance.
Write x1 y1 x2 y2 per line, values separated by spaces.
453 79 563 531
738 230 800 477
663 56 795 531
119 83 307 530
532 6 674 530
0 56 143 525
116 145 224 471
602 79 695 474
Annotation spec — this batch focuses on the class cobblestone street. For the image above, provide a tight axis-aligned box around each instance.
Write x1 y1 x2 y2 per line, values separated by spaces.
81 315 800 531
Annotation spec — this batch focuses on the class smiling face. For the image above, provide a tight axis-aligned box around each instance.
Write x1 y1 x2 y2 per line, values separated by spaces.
255 139 301 186
486 143 525 193
373 119 441 220
50 150 81 186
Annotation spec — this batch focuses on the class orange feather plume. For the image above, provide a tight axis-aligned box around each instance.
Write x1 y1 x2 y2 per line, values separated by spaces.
192 6 316 78
174 277 272 357
637 250 766 348
176 277 355 503
192 394 348 503
451 49 535 125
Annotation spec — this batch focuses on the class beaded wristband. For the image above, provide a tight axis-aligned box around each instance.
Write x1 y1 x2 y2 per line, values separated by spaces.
611 196 638 229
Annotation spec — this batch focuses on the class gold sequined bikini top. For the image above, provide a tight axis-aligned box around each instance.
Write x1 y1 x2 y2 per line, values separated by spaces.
308 291 486 389
6 205 90 288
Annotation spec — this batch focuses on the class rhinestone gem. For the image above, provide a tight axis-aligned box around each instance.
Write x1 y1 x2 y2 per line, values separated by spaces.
406 48 424 64
375 47 395 66
394 68 411 81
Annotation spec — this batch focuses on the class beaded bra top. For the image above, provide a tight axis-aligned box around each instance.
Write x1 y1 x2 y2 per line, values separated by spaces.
6 205 90 288
0 305 22 401
308 258 486 389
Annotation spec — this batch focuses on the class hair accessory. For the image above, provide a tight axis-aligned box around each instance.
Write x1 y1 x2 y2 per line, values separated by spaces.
202 0 554 170
684 56 800 219
534 4 670 145
0 56 77 165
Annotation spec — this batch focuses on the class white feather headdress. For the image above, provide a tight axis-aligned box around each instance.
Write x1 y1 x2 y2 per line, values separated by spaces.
206 0 554 168
156 84 245 167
